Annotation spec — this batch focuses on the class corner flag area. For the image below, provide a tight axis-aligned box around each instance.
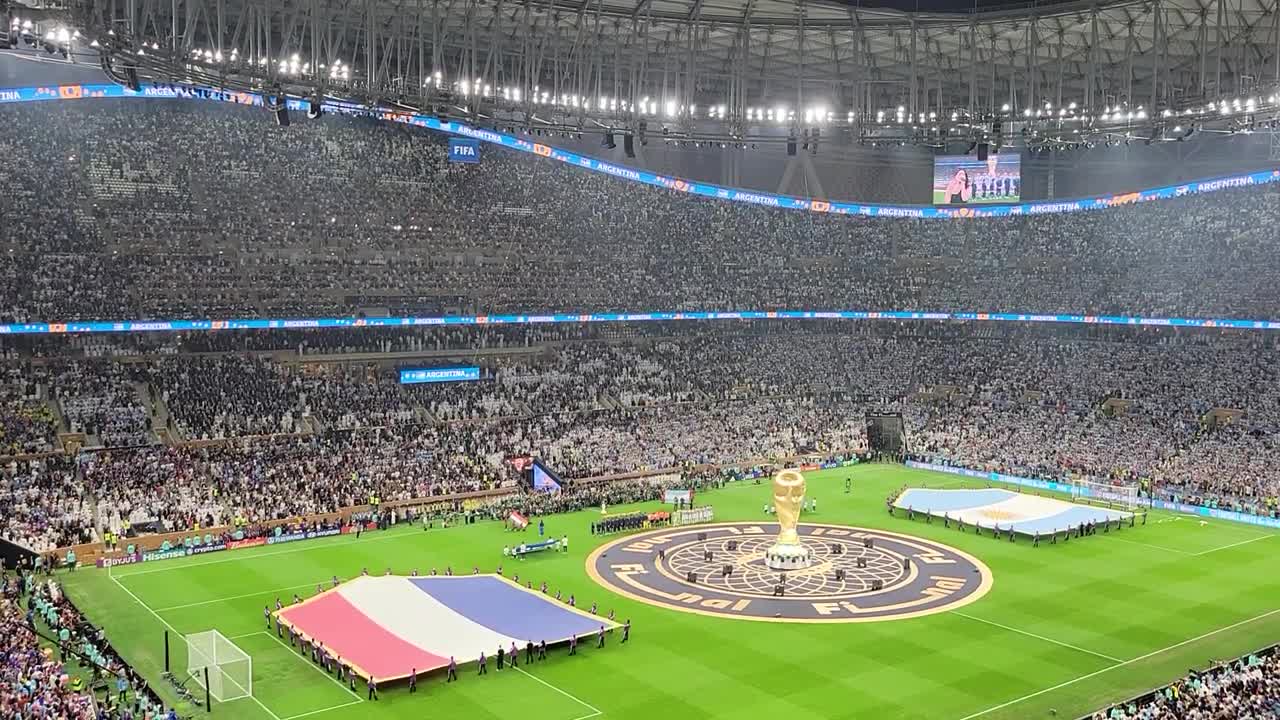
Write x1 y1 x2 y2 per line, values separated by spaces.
277 575 618 680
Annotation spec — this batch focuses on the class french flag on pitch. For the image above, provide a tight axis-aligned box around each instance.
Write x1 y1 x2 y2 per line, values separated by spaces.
276 575 615 681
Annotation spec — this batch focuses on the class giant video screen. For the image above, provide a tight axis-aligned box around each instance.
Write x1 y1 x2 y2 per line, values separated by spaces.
932 153 1021 205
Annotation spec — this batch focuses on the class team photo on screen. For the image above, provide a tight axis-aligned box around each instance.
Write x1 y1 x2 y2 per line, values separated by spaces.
933 152 1022 204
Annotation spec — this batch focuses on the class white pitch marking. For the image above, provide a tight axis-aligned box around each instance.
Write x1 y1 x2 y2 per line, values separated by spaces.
951 611 1122 663
1191 533 1275 556
153 582 325 611
955 607 1280 720
1105 536 1193 556
112 526 435 578
280 698 365 720
260 626 365 702
514 666 602 717
106 573 285 720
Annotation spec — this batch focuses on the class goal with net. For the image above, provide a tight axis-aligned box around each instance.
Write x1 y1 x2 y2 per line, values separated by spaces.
1071 479 1141 511
186 630 253 702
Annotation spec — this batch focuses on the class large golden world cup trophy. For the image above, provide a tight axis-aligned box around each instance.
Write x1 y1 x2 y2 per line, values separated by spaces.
767 469 813 571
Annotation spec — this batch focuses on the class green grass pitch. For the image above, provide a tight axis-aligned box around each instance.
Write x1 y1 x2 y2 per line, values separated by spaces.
61 464 1280 720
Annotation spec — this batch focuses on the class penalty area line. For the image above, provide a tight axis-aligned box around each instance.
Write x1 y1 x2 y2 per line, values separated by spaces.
261 627 365 702
514 667 602 718
106 573 285 720
950 612 1122 663
955 606 1280 720
280 698 365 720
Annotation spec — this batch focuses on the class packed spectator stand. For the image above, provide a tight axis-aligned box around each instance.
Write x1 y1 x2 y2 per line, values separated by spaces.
2 568 167 720
2 100 1280 323
1089 646 1280 719
2 92 1280 720
1 320 1277 554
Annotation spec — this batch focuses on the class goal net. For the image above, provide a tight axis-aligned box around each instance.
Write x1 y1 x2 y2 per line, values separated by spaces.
186 630 253 702
1070 479 1141 510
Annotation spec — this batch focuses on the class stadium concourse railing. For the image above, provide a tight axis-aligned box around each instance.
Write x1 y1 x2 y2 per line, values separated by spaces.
1077 643 1279 720
47 448 861 568
2 83 1280 336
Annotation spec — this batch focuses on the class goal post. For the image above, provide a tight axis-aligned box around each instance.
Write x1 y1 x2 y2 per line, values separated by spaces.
186 630 253 702
1070 479 1141 511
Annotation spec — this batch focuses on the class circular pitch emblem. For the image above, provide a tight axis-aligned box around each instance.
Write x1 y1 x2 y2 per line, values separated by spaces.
587 522 993 623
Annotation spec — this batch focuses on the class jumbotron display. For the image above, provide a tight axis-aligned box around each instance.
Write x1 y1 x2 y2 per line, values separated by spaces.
933 152 1021 204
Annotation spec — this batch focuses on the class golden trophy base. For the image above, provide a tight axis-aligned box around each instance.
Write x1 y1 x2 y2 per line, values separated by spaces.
765 541 813 571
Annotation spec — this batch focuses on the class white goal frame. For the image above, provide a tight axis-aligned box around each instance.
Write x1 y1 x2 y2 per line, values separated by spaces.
186 629 253 702
1071 479 1141 510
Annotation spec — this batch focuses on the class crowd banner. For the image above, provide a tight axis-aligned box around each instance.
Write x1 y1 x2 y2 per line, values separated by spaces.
0 84 1278 336
904 460 1280 530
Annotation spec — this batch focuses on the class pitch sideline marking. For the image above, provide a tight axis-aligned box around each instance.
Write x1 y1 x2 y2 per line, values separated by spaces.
950 612 1122 663
113 526 438 578
153 581 328 612
1192 533 1275 556
955 606 1280 720
106 572 285 720
514 666 602 718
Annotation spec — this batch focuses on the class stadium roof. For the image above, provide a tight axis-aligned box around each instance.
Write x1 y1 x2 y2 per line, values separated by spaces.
22 0 1280 134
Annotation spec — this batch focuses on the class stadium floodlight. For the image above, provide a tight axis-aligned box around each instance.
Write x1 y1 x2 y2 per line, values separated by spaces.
186 630 252 702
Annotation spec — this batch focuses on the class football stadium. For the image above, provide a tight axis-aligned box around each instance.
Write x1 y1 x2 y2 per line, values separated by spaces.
2 0 1280 718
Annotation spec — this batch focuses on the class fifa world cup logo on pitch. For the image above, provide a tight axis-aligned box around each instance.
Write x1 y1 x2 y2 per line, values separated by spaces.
767 469 813 570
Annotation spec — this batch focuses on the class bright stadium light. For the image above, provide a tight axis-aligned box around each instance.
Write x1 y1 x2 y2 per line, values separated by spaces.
1001 103 1010 112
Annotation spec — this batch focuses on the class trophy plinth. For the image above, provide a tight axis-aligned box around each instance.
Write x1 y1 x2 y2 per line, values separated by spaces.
768 469 814 570
765 541 813 571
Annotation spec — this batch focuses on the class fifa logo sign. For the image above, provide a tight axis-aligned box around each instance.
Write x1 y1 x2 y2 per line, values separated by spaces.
448 138 481 163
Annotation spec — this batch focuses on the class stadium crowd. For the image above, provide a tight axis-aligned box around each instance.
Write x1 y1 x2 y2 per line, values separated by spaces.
2 100 1280 323
3 94 1280 720
1093 649 1280 719
0 321 1277 553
